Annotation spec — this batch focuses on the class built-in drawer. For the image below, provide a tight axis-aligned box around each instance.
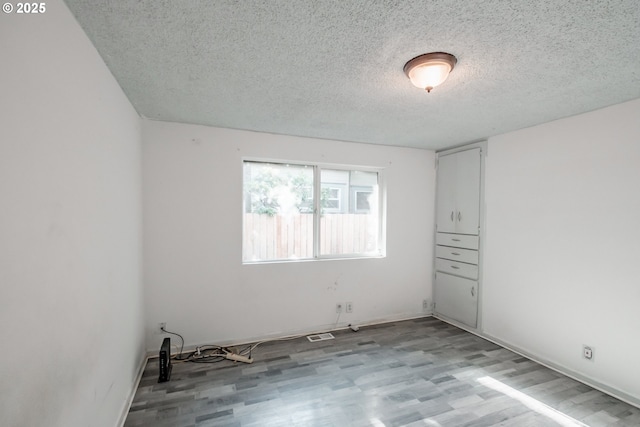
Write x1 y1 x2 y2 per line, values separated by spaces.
435 258 479 280
436 233 479 250
436 245 478 265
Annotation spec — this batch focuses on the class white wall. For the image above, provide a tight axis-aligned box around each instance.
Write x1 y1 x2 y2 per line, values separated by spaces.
143 120 435 350
483 98 640 404
0 1 144 426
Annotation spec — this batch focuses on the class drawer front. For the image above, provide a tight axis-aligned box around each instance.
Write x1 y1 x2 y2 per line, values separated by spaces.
436 245 478 264
435 258 479 280
436 233 479 250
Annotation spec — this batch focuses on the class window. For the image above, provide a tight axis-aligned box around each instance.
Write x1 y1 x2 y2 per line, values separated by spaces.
354 190 372 212
322 187 341 211
243 161 383 262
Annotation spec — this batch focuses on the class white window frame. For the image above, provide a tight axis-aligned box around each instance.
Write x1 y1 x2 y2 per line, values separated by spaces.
243 159 385 263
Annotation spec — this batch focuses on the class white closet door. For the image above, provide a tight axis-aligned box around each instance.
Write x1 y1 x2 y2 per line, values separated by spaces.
454 148 481 235
435 272 478 328
436 153 457 233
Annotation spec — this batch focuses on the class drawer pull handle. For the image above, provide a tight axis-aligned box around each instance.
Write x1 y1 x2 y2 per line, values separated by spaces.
451 238 461 242
458 212 462 221
450 211 454 221
471 286 475 297
450 265 460 270
451 252 461 256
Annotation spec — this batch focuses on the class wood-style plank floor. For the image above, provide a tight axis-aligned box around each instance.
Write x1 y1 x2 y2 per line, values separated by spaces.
125 317 640 426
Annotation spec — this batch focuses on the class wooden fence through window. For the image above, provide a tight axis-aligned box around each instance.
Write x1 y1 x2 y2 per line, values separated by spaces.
243 213 377 261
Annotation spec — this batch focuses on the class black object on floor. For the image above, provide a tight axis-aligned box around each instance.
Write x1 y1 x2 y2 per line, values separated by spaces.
157 337 171 383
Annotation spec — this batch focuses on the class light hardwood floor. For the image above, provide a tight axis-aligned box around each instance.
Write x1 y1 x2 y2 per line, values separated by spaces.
125 317 640 426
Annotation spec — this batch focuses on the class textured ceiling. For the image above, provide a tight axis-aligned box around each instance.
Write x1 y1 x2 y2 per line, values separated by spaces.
64 0 640 150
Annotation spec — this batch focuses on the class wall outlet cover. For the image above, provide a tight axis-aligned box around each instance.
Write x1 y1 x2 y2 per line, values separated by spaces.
583 345 594 361
157 322 166 334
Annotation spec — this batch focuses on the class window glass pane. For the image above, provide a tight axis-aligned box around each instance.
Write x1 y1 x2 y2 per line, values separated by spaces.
243 162 314 262
319 169 380 256
355 191 372 211
243 161 383 262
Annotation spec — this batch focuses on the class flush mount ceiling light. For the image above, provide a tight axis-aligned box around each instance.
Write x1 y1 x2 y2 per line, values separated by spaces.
404 52 457 93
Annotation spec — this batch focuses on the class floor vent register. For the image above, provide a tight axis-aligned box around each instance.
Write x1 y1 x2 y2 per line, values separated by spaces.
306 332 335 342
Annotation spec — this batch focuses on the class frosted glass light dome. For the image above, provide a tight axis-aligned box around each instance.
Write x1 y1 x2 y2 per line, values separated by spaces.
404 52 457 93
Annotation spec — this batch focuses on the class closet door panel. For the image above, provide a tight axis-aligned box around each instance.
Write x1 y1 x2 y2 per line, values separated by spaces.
435 272 478 328
454 148 481 235
436 153 457 233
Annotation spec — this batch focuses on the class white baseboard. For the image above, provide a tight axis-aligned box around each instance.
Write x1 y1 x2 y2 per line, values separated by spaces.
116 353 148 427
433 315 640 410
145 312 434 358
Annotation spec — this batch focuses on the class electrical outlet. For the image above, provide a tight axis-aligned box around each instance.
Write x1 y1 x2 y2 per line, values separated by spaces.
583 345 594 361
345 302 353 313
158 322 166 334
336 303 343 313
423 299 430 311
